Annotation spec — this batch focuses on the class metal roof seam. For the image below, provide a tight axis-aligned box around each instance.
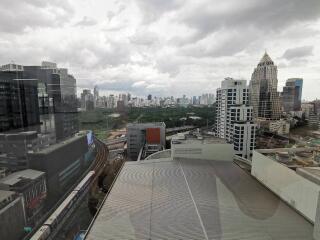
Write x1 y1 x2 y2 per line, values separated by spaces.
178 159 209 240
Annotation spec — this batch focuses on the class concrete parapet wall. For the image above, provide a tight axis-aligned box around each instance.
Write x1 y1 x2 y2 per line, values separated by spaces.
172 143 234 161
252 150 320 222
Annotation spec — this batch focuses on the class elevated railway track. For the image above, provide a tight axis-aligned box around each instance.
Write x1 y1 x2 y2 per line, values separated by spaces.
29 137 109 240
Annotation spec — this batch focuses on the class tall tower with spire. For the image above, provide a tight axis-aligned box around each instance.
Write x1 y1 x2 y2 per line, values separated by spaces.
249 52 281 120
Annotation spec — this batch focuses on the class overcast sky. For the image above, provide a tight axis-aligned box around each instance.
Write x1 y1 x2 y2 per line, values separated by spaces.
0 0 319 100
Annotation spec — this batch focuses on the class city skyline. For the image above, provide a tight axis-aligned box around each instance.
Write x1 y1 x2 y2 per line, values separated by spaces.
0 0 319 99
1 1 320 240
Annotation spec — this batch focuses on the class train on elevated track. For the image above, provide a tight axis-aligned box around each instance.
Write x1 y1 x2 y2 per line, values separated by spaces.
30 171 95 240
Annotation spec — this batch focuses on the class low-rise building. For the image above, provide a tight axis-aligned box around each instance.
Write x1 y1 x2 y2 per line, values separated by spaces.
170 131 234 161
302 103 315 119
127 122 166 161
0 190 26 240
0 167 9 179
309 113 320 129
0 169 46 225
269 119 290 135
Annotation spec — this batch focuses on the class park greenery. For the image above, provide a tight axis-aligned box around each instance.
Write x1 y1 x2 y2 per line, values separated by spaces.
79 105 216 140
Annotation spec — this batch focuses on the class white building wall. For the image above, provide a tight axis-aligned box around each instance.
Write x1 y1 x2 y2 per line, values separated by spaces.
233 122 256 158
251 150 320 223
269 120 290 135
216 78 256 158
172 142 234 161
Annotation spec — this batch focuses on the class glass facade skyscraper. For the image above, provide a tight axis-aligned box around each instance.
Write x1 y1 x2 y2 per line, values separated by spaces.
0 71 40 132
249 52 281 120
282 78 303 112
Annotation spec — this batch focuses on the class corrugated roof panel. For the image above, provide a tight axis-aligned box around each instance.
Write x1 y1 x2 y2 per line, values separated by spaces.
85 158 315 240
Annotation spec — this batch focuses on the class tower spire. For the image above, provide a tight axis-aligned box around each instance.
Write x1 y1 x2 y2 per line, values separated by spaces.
259 51 273 65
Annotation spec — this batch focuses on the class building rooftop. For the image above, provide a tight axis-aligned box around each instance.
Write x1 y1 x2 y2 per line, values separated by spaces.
0 190 15 203
84 157 314 240
0 131 38 140
171 131 226 145
256 147 320 169
33 134 84 155
0 169 45 187
258 52 274 65
127 122 166 128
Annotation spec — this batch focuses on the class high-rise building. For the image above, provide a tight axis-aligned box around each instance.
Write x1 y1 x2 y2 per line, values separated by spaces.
23 62 77 114
116 100 125 112
208 93 215 104
23 62 79 140
249 52 281 120
216 78 256 158
106 94 116 109
200 93 215 105
0 70 40 132
81 89 94 111
118 94 128 106
147 94 152 101
93 85 99 108
282 78 303 112
201 93 208 105
192 96 198 105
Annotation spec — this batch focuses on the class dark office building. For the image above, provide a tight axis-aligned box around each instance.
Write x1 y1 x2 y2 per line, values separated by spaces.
0 131 39 171
117 100 125 113
28 134 89 204
81 89 94 111
38 82 50 115
23 66 58 112
282 78 303 112
54 112 79 141
23 64 79 140
0 71 40 132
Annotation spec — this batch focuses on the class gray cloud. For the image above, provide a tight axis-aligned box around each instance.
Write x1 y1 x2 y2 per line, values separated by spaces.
92 77 169 96
134 0 183 22
282 46 314 60
46 39 132 69
156 57 181 77
0 0 319 100
179 29 257 58
178 0 320 43
74 16 97 27
0 0 74 33
107 4 126 21
130 30 159 46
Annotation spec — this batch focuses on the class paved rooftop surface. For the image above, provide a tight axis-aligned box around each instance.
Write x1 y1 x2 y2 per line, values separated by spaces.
0 169 45 186
85 158 315 240
0 190 15 203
